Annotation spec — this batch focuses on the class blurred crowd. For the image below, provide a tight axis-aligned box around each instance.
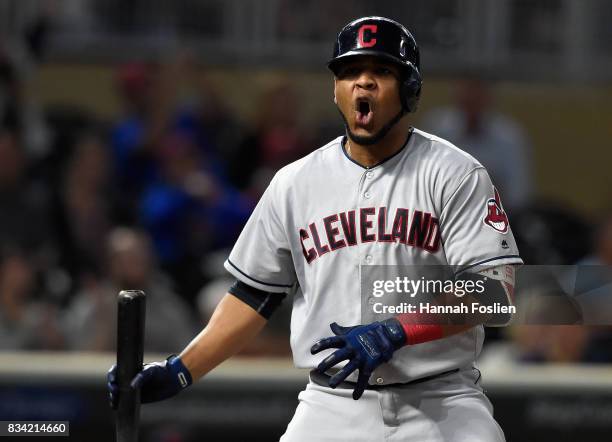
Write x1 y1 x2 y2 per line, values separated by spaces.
0 29 312 355
0 24 611 365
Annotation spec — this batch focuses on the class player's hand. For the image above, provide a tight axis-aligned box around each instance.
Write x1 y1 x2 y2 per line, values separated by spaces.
310 319 406 400
107 355 193 409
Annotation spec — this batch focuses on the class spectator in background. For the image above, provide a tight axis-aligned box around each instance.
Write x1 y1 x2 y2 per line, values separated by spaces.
0 249 64 350
571 213 612 362
111 57 242 218
512 203 592 265
174 77 245 185
58 133 116 286
110 62 166 213
512 326 591 363
510 213 612 363
234 82 312 195
63 227 197 353
0 33 51 160
140 131 253 302
112 57 254 301
0 130 52 257
421 76 533 210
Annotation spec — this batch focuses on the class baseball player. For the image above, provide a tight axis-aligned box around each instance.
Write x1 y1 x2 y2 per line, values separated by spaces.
108 16 522 441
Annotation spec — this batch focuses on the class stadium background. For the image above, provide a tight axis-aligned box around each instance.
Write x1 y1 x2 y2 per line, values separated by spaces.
0 1 611 441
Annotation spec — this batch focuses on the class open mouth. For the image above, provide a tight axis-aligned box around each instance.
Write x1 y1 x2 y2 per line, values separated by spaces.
355 98 373 127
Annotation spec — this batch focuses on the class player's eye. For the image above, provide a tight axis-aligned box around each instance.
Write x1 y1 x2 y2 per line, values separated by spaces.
376 67 393 75
339 66 360 77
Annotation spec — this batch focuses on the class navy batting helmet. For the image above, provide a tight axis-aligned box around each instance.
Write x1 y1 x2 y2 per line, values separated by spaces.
328 16 422 113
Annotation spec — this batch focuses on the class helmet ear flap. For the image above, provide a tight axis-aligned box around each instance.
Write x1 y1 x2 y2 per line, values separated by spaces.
401 67 422 113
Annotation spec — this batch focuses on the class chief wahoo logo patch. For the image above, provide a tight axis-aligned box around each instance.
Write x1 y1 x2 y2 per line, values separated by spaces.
483 187 509 234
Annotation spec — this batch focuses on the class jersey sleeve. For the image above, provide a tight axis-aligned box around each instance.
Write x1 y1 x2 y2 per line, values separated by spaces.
224 174 296 293
439 167 523 274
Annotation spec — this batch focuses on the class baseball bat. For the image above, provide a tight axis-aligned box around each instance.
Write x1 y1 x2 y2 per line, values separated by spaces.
115 290 146 442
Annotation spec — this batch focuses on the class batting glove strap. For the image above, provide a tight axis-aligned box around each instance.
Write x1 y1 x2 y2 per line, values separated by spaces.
130 355 193 404
380 318 408 347
167 355 193 388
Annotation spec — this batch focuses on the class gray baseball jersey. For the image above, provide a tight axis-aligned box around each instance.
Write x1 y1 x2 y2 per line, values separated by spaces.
224 128 522 384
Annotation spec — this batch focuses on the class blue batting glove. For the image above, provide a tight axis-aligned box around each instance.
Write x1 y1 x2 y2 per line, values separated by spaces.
310 319 406 400
107 365 120 409
107 355 192 409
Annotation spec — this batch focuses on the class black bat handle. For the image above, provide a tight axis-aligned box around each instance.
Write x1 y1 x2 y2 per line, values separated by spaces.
116 290 146 442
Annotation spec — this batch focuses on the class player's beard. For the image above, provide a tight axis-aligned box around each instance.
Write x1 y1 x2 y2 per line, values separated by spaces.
337 106 405 146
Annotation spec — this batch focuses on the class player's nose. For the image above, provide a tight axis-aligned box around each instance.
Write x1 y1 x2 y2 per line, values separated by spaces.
355 70 376 90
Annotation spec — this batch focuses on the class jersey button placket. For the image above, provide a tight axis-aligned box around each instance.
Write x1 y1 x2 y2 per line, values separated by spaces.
357 169 375 323
363 169 373 200
361 169 374 265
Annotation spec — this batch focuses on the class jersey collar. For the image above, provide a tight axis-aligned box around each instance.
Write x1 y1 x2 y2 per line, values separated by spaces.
341 128 414 170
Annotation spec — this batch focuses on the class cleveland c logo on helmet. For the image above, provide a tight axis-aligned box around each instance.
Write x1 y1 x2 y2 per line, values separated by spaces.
357 24 377 48
483 188 509 234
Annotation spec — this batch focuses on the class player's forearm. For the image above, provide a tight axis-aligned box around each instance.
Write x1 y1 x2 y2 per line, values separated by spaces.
394 293 504 344
396 265 517 344
393 316 473 345
179 293 267 380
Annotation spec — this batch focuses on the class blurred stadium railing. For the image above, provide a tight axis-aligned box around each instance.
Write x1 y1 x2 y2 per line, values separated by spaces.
1 0 611 80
